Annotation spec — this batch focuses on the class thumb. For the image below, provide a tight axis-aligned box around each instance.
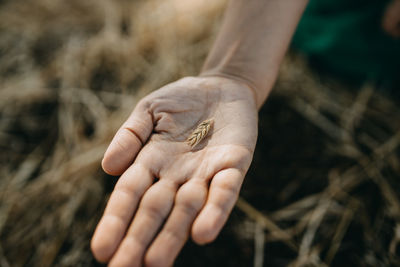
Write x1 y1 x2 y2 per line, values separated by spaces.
102 100 153 175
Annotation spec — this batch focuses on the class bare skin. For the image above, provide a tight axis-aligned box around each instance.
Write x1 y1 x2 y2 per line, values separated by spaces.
91 0 308 266
382 0 400 38
92 76 257 266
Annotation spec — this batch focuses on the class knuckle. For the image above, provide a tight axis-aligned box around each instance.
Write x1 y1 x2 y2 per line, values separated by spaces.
215 195 237 215
114 182 141 203
141 180 177 219
217 179 240 198
125 234 147 250
176 184 206 215
165 227 186 243
121 127 143 146
180 200 200 216
136 97 152 111
142 200 166 221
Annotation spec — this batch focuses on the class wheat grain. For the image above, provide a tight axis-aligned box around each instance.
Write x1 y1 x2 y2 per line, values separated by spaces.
186 118 214 148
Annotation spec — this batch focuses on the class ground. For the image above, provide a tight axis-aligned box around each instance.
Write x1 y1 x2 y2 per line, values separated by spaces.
0 0 399 266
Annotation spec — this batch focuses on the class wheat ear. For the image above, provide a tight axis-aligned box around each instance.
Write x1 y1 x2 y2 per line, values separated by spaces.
186 118 214 148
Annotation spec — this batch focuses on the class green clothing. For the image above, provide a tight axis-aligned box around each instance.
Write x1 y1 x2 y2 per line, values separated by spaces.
292 0 400 87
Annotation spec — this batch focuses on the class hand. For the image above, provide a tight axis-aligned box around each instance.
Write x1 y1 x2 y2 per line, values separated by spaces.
382 0 400 38
91 76 258 266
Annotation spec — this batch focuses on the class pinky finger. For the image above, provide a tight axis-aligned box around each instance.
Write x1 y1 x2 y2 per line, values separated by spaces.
191 168 244 244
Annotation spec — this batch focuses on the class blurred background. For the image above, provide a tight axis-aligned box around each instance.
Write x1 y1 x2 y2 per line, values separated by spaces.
0 0 399 266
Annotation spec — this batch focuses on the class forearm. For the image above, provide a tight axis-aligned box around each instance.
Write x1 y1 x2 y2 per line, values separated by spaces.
200 0 309 108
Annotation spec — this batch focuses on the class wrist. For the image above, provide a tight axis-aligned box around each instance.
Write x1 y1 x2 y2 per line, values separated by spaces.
199 70 267 109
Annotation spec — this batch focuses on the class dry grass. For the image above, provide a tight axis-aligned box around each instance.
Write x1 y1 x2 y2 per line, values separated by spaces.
0 0 399 266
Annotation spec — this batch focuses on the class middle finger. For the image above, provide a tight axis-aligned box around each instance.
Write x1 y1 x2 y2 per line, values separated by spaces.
109 179 178 267
144 179 208 267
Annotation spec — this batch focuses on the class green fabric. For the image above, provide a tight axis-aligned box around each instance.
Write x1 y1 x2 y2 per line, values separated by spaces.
292 0 400 86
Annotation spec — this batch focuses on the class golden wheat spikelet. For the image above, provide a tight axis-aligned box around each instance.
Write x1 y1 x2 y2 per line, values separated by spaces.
186 118 214 148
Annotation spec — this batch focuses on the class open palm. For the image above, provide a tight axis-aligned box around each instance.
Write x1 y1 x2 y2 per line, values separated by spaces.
91 76 258 267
